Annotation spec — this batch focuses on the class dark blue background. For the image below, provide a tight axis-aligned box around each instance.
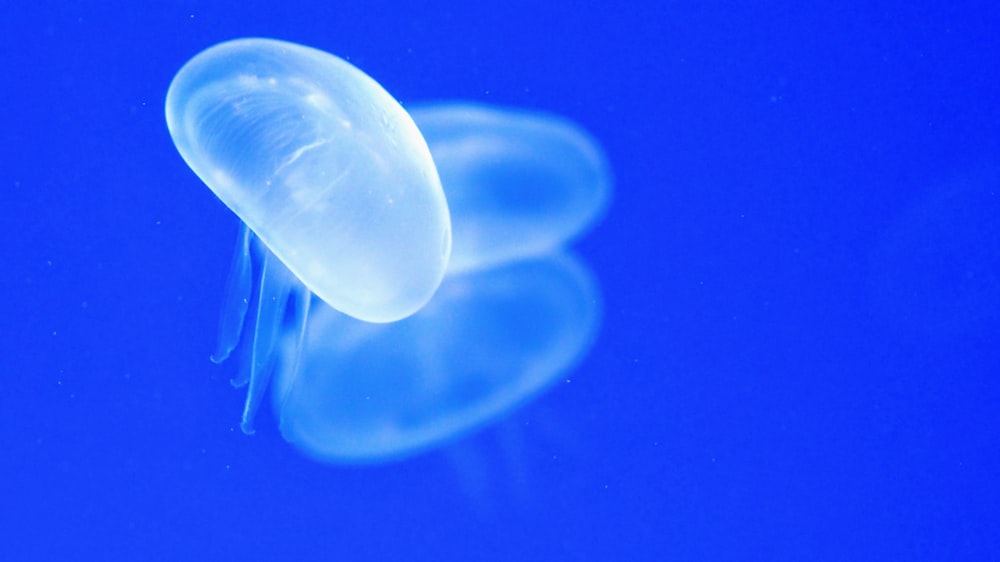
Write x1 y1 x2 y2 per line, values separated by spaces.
3 1 998 560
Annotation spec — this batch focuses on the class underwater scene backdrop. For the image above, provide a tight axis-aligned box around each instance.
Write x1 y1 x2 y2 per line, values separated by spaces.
3 1 998 560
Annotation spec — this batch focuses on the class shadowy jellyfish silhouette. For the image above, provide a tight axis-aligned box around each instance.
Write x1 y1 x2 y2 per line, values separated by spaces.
165 38 611 463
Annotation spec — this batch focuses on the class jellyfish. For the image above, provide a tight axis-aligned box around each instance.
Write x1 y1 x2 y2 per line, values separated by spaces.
166 38 611 461
166 38 451 432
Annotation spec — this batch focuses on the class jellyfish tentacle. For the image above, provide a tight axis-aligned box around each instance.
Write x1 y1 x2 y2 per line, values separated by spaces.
210 223 253 364
239 248 300 435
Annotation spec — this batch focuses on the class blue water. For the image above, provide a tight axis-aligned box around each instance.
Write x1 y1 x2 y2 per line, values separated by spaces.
3 1 998 560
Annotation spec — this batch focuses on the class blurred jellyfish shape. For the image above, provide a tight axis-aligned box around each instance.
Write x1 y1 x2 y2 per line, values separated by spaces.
165 38 451 433
411 103 610 274
274 103 612 463
277 253 600 463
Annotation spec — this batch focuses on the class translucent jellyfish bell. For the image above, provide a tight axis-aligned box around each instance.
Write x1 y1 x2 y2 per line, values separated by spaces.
165 38 451 433
165 38 451 324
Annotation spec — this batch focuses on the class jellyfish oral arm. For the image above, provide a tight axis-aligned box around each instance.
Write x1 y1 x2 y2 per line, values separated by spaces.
210 228 313 436
211 224 252 364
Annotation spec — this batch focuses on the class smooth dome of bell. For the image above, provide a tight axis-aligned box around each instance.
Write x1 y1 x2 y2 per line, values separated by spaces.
166 38 451 323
